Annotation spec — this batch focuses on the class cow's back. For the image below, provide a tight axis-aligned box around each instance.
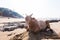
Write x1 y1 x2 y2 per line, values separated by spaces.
38 20 47 30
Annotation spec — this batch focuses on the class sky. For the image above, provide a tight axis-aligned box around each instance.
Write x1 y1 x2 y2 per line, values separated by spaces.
0 0 60 19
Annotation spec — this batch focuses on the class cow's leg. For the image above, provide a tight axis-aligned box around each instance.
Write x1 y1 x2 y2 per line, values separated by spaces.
46 21 53 32
43 21 50 32
45 21 50 29
44 21 54 36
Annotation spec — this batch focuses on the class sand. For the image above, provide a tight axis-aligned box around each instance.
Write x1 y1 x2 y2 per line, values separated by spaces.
50 22 60 35
0 28 26 40
0 22 60 40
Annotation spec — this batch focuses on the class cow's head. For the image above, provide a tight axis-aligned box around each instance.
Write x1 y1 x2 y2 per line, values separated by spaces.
25 14 33 24
25 14 40 32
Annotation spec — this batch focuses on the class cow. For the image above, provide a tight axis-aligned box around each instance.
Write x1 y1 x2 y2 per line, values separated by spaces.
25 14 53 34
10 14 59 40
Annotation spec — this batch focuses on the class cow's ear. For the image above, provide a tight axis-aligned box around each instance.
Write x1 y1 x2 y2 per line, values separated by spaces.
30 13 33 17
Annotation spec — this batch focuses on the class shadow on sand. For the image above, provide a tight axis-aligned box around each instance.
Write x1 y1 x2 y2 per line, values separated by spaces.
10 29 60 40
28 30 59 40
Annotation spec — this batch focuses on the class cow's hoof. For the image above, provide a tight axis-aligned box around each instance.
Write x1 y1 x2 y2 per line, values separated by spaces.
45 29 53 36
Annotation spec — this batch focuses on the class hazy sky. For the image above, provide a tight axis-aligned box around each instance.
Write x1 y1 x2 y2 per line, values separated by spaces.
0 0 60 19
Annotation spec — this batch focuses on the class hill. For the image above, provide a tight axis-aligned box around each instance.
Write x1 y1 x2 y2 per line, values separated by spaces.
0 8 24 18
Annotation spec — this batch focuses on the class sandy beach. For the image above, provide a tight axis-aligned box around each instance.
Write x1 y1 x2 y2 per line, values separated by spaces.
0 22 60 40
